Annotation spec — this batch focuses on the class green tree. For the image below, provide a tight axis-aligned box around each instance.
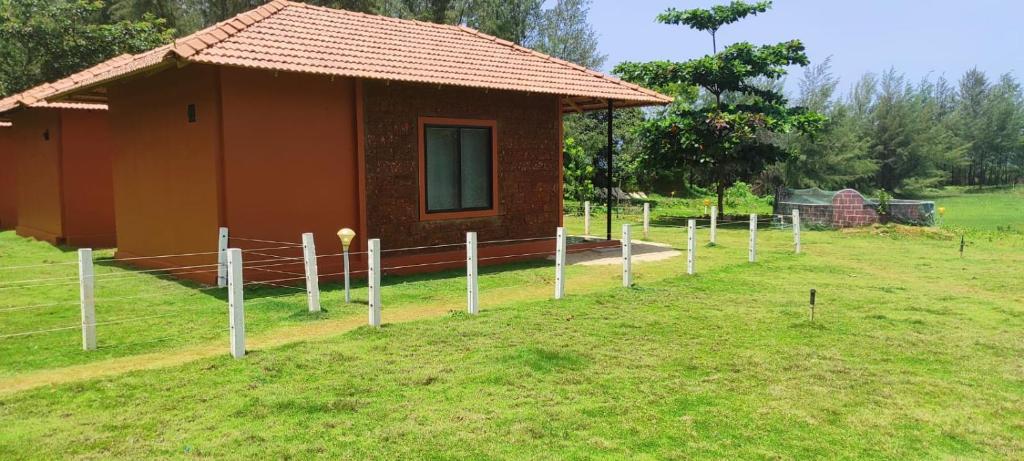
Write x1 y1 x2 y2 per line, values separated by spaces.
867 70 964 193
0 0 174 97
531 0 605 69
952 69 1024 186
770 58 875 190
562 137 595 203
614 0 824 212
657 0 769 54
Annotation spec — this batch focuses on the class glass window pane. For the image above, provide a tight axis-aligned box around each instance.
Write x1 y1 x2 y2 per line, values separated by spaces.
425 127 459 212
460 128 492 209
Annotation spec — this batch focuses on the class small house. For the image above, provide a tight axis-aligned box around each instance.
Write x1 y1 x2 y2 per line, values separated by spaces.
0 90 117 247
46 1 670 278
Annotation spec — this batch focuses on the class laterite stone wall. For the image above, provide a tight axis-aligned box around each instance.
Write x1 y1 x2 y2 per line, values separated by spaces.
362 81 562 249
831 189 878 227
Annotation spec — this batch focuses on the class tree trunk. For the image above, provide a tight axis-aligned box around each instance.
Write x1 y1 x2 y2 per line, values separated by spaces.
716 182 726 216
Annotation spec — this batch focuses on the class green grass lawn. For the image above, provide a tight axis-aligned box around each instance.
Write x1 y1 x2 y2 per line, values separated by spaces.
0 189 1022 459
924 186 1024 233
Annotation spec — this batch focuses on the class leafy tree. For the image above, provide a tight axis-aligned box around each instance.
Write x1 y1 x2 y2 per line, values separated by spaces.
562 137 595 203
656 0 769 53
770 58 875 190
952 69 1024 186
867 70 964 193
563 108 650 194
464 0 542 45
531 0 605 69
0 0 174 97
106 0 182 29
614 0 824 212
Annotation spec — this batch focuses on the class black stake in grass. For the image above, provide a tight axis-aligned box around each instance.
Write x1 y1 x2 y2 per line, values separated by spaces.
959 235 965 258
809 289 817 322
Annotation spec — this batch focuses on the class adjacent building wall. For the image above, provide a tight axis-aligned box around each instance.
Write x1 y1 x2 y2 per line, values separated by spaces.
12 109 63 244
106 64 223 267
5 108 117 246
362 81 562 250
57 109 116 247
0 127 16 229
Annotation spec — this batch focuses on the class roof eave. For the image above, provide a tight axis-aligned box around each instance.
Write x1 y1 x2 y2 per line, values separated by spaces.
45 57 177 104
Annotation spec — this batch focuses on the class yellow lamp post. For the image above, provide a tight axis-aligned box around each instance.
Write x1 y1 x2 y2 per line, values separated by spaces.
703 198 711 216
337 228 356 303
937 207 946 227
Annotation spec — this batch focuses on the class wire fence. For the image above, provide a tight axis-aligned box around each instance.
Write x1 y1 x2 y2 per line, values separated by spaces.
0 221 804 357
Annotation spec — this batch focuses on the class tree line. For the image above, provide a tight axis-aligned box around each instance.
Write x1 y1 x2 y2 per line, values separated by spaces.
773 62 1024 193
603 0 1023 209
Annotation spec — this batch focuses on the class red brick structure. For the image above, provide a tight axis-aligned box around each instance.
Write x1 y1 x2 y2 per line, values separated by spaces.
776 188 935 228
831 189 879 227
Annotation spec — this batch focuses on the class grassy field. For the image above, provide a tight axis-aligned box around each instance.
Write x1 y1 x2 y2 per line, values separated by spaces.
0 189 1022 459
925 186 1024 234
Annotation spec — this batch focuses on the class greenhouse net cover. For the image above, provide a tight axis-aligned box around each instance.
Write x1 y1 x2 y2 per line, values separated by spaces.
778 188 936 226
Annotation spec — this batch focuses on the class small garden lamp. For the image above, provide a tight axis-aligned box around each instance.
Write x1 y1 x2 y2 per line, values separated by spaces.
703 198 711 215
337 228 356 303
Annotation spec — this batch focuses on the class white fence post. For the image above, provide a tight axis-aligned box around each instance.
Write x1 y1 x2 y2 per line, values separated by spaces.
687 219 696 275
710 206 718 245
466 232 479 315
78 248 96 351
226 248 245 359
584 201 591 236
793 209 802 254
368 238 382 327
217 227 228 288
301 233 321 313
554 227 566 299
749 214 758 263
622 224 632 287
642 202 650 239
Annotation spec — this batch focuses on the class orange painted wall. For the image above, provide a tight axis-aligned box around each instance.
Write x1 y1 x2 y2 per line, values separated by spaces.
219 67 361 275
107 64 223 271
11 109 63 244
58 109 116 247
4 108 116 246
0 127 16 229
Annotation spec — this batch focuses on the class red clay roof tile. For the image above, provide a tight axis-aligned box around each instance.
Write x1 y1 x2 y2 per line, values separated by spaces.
41 0 670 108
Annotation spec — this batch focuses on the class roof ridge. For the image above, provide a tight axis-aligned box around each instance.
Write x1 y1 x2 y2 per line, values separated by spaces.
39 0 672 108
172 0 290 59
452 25 672 103
284 1 467 32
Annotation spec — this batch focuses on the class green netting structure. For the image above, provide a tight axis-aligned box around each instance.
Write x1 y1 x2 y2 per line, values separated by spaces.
781 187 837 205
776 188 935 227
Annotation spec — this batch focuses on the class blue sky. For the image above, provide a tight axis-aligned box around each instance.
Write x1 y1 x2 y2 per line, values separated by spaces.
588 0 1024 97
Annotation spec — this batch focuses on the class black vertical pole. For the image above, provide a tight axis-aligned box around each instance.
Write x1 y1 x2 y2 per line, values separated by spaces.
606 99 614 240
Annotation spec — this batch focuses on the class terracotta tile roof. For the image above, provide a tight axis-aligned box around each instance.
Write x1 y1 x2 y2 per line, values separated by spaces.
0 54 132 114
46 0 670 111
